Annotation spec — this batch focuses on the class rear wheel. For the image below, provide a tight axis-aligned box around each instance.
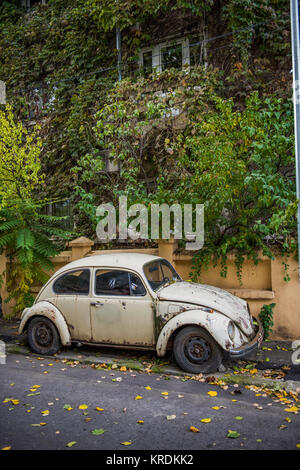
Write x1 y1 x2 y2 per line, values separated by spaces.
27 316 61 355
173 326 222 374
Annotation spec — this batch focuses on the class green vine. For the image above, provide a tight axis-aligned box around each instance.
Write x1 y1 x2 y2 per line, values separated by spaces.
258 303 275 340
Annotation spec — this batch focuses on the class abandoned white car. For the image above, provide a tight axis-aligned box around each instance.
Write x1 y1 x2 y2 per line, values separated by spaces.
19 253 263 373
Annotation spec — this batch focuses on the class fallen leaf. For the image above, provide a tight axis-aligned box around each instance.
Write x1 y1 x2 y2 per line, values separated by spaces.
284 406 299 414
201 418 211 423
121 441 132 446
235 416 243 420
279 425 287 430
78 404 88 410
161 392 168 396
120 366 127 372
145 386 152 390
63 404 72 411
166 415 176 420
135 395 143 400
66 441 77 447
227 430 240 439
207 391 217 397
190 426 199 433
96 407 104 412
1 446 11 450
91 428 105 435
136 420 144 424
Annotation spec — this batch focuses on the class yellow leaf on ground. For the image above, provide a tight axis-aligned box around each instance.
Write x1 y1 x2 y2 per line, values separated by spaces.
11 400 19 405
135 396 143 400
121 441 132 446
161 392 168 396
207 391 217 397
201 418 211 423
1 447 11 450
211 406 220 410
120 366 127 372
96 407 104 412
145 386 152 390
190 426 200 433
136 420 144 424
78 404 88 410
284 406 299 414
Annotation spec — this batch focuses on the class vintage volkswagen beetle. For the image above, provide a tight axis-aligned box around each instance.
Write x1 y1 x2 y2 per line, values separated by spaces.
19 253 263 373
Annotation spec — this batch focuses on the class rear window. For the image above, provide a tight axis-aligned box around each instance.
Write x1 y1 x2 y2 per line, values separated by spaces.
53 269 90 295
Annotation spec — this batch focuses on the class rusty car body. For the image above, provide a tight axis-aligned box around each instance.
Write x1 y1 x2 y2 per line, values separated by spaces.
19 253 263 373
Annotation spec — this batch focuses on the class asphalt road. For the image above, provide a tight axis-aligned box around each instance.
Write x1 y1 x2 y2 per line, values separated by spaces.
1 352 300 451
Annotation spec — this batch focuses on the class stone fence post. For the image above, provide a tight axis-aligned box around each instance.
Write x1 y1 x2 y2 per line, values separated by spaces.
68 237 94 261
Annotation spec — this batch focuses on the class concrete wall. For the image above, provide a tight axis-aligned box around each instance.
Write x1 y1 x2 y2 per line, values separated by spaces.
1 236 300 340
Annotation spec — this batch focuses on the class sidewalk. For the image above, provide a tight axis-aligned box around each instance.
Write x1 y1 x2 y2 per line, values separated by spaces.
1 317 300 392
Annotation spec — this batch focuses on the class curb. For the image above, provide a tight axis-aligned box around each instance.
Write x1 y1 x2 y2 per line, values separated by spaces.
6 342 300 393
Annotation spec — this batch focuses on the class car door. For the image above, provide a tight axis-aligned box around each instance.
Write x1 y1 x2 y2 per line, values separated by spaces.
52 268 92 341
90 268 155 347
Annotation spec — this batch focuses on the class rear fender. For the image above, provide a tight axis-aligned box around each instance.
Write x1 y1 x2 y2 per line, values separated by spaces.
18 301 71 346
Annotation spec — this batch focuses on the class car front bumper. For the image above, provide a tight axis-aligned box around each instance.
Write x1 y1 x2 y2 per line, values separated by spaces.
228 319 264 359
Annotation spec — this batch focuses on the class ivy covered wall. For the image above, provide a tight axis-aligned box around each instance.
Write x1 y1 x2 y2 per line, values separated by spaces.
0 0 296 279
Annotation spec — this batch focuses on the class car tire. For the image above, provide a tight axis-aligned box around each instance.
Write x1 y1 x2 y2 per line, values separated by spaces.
173 326 223 374
27 316 61 355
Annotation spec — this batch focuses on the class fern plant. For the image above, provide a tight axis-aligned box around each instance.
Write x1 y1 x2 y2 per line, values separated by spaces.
0 200 72 315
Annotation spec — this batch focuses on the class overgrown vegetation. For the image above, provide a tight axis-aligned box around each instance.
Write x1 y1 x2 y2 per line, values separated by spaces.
0 105 71 314
0 0 296 287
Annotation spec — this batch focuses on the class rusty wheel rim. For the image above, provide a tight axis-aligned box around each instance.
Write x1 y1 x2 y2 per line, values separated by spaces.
34 322 53 347
183 336 211 364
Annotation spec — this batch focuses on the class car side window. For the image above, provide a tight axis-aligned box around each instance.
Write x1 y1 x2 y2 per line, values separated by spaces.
95 270 146 297
53 269 90 295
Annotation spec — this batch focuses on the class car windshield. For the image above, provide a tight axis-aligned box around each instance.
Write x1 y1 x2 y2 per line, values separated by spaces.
143 259 182 291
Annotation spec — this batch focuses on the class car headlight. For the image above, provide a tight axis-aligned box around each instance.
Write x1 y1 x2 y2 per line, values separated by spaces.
228 321 235 340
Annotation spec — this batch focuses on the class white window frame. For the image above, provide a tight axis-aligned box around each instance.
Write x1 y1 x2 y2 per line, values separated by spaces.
139 38 190 73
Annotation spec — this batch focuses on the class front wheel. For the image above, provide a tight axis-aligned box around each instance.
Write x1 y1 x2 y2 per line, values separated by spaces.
27 316 61 355
173 326 223 374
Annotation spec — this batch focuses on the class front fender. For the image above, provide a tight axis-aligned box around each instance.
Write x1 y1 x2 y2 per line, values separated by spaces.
18 301 71 346
156 310 246 357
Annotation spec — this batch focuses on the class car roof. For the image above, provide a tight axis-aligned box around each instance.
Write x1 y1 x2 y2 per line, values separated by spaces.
53 252 163 278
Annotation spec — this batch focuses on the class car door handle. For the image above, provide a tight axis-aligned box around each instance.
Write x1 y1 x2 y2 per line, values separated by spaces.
90 301 104 308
